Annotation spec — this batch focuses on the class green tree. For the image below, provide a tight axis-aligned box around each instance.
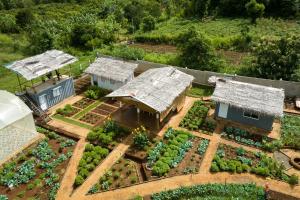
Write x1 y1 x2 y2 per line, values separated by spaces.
177 27 217 71
141 15 155 32
245 0 265 23
0 14 17 33
15 9 35 28
253 35 300 81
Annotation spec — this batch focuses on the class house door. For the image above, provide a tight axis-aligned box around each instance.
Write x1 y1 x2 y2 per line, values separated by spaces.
39 94 48 110
218 103 229 118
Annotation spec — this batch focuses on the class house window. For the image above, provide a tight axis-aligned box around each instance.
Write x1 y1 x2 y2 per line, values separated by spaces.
53 86 61 97
243 111 259 120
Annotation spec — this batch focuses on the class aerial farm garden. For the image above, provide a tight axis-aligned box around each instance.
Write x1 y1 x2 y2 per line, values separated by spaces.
0 127 77 200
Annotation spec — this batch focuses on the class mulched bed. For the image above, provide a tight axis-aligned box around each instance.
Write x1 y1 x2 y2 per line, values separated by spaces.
73 98 95 109
0 132 76 200
98 104 118 113
105 99 120 107
79 113 105 125
220 144 260 166
90 157 141 193
92 106 111 116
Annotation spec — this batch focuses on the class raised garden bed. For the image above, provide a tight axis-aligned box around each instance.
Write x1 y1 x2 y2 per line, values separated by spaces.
179 101 216 135
79 113 105 125
86 119 130 149
142 128 209 179
221 126 274 151
281 114 300 149
0 127 76 200
73 98 95 109
211 144 298 184
73 143 110 188
88 157 141 193
92 106 111 116
105 99 120 107
98 104 118 113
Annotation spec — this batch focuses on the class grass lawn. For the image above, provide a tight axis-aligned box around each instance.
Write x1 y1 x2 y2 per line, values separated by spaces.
187 85 214 98
73 100 102 119
52 114 93 130
134 18 300 47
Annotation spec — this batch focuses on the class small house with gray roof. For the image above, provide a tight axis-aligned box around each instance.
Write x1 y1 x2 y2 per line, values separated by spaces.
85 57 138 91
107 67 194 129
211 78 285 131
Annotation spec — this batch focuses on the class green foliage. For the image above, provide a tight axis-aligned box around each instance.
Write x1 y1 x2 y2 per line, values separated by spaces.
187 86 213 98
56 104 76 116
280 114 300 149
84 85 109 100
133 126 149 150
180 101 209 131
151 183 265 200
288 174 299 185
0 14 17 33
148 128 194 176
15 9 35 28
75 143 109 186
197 139 209 155
99 45 145 60
141 15 155 32
0 195 8 200
245 0 265 23
177 27 217 71
152 161 170 176
236 147 245 156
252 35 300 81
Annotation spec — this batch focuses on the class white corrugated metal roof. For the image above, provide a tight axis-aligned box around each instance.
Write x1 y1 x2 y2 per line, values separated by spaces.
107 67 194 113
0 90 32 129
5 50 77 80
85 57 138 82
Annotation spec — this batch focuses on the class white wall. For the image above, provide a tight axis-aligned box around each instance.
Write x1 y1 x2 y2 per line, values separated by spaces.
92 74 134 91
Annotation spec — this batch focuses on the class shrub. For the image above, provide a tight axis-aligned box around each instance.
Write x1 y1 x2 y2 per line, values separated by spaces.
133 127 149 150
74 175 84 187
288 174 299 185
87 131 99 142
210 162 220 172
152 161 170 176
236 147 245 156
85 144 94 152
141 15 155 32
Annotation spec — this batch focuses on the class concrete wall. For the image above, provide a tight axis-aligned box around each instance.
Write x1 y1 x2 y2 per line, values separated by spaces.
135 60 300 97
215 103 274 131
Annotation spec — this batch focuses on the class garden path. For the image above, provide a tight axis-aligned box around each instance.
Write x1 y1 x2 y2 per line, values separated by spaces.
56 138 87 200
77 173 300 200
48 119 90 138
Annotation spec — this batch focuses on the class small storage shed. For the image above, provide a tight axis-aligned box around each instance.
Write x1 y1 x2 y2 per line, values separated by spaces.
84 57 138 91
5 50 77 112
211 78 285 131
0 90 39 164
107 67 194 129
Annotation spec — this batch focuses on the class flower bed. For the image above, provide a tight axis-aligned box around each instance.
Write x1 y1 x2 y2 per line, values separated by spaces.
74 144 109 187
210 144 298 184
73 98 95 109
151 183 265 200
88 157 140 193
0 127 76 200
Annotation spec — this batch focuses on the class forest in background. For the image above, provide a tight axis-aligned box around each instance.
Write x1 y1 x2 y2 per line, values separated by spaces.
0 0 299 92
